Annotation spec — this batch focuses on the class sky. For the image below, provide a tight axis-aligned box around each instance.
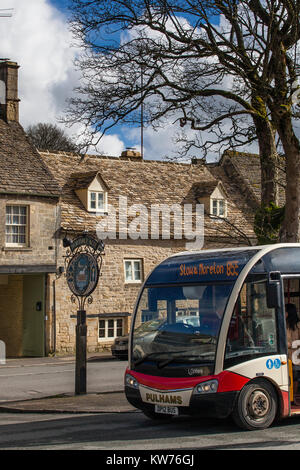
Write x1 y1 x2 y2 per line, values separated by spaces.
0 0 127 156
0 0 198 160
0 0 253 161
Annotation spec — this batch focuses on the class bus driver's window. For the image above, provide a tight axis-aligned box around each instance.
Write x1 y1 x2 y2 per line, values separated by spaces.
224 276 278 368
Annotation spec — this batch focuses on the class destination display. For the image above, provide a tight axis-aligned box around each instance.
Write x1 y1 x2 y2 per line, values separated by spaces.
179 260 239 278
146 249 259 285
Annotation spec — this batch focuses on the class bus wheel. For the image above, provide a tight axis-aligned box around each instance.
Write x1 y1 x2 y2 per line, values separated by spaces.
232 380 277 430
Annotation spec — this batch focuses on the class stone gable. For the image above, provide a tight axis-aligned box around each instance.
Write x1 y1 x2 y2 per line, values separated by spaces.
220 150 286 207
0 120 60 198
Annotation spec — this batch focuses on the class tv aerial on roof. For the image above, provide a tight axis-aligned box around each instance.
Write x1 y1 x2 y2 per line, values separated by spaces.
0 8 13 17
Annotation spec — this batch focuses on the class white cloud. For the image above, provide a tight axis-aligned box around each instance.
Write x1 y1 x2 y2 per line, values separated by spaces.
0 0 125 156
0 0 74 123
0 0 203 160
0 0 258 161
75 124 125 156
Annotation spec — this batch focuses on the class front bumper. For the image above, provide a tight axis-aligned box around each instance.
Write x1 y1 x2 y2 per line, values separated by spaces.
125 385 238 419
111 347 128 358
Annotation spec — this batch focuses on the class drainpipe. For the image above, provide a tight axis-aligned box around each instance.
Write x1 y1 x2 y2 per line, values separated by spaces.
52 279 56 355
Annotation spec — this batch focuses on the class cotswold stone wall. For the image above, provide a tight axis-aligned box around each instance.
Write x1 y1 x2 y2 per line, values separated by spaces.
0 195 59 357
0 194 59 267
36 150 259 355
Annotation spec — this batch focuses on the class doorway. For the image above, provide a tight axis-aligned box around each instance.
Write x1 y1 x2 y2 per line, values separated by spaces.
0 274 45 357
22 274 45 357
283 277 300 407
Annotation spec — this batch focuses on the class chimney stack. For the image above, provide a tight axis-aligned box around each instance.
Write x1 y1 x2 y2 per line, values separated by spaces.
120 148 143 161
0 60 20 122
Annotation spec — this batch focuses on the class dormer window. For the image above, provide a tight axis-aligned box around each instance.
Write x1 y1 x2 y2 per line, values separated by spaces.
193 180 227 219
72 171 109 213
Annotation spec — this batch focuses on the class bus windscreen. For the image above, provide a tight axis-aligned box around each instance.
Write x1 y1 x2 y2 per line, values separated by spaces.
132 283 234 374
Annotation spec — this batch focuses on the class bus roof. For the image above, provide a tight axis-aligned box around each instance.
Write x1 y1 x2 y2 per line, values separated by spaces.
168 243 300 258
145 243 300 286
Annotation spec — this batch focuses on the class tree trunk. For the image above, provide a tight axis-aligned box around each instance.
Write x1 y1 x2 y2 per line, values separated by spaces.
268 41 300 243
254 117 279 207
277 116 300 242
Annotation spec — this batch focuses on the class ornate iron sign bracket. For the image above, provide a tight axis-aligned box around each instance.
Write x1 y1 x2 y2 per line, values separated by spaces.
64 232 104 394
64 232 104 311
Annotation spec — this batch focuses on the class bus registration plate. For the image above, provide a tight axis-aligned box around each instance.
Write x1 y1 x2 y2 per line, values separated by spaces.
155 405 179 415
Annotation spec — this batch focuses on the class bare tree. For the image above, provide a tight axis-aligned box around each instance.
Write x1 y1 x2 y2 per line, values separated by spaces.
66 0 300 240
26 122 79 153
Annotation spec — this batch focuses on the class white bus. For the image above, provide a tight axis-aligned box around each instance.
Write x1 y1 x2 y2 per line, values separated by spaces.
125 244 300 430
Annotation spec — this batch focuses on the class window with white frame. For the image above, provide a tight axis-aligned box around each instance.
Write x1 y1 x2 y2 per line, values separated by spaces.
5 205 28 247
124 259 142 283
211 198 226 218
98 318 124 340
88 190 107 212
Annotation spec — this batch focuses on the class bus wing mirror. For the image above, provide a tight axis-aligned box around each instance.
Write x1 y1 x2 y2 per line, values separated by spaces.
267 283 281 309
267 272 281 309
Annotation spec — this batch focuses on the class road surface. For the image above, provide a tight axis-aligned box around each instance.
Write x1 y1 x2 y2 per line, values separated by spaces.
1 358 300 451
0 410 300 451
0 357 126 402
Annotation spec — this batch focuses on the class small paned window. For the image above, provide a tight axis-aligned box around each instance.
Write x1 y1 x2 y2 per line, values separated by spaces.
98 318 124 340
5 205 28 247
88 191 106 212
124 259 142 283
211 199 226 218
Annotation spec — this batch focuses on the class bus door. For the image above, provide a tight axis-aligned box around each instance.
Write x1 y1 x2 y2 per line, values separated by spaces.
282 276 300 407
224 273 288 394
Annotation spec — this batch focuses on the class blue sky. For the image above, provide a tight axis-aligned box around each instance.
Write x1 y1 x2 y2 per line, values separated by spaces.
49 0 182 158
0 0 222 160
49 0 69 11
48 0 138 154
46 0 182 158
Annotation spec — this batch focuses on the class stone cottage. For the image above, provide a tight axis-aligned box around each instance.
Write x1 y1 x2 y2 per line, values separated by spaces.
0 60 60 357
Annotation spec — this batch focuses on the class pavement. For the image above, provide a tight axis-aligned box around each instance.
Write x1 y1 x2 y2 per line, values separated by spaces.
0 352 138 415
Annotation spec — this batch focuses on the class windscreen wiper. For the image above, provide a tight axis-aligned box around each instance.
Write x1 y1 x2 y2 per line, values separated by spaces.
133 350 186 367
157 354 210 369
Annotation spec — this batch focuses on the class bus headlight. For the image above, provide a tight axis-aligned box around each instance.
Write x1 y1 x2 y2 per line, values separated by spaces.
125 373 139 390
193 379 218 394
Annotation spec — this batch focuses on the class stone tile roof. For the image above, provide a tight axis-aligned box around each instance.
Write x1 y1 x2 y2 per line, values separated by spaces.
0 120 60 197
190 180 219 198
222 150 261 204
71 171 110 190
39 151 219 233
208 160 257 245
221 150 285 206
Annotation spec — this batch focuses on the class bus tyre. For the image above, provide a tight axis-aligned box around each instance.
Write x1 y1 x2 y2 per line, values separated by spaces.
232 380 277 431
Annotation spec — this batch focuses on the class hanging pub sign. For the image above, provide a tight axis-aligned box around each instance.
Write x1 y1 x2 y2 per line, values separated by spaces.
64 231 104 309
63 231 104 395
67 252 99 297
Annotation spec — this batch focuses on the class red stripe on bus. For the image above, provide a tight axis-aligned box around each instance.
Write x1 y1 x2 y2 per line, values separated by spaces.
127 368 249 392
280 390 290 417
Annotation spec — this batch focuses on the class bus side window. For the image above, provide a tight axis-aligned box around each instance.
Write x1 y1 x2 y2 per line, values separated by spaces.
224 277 278 368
